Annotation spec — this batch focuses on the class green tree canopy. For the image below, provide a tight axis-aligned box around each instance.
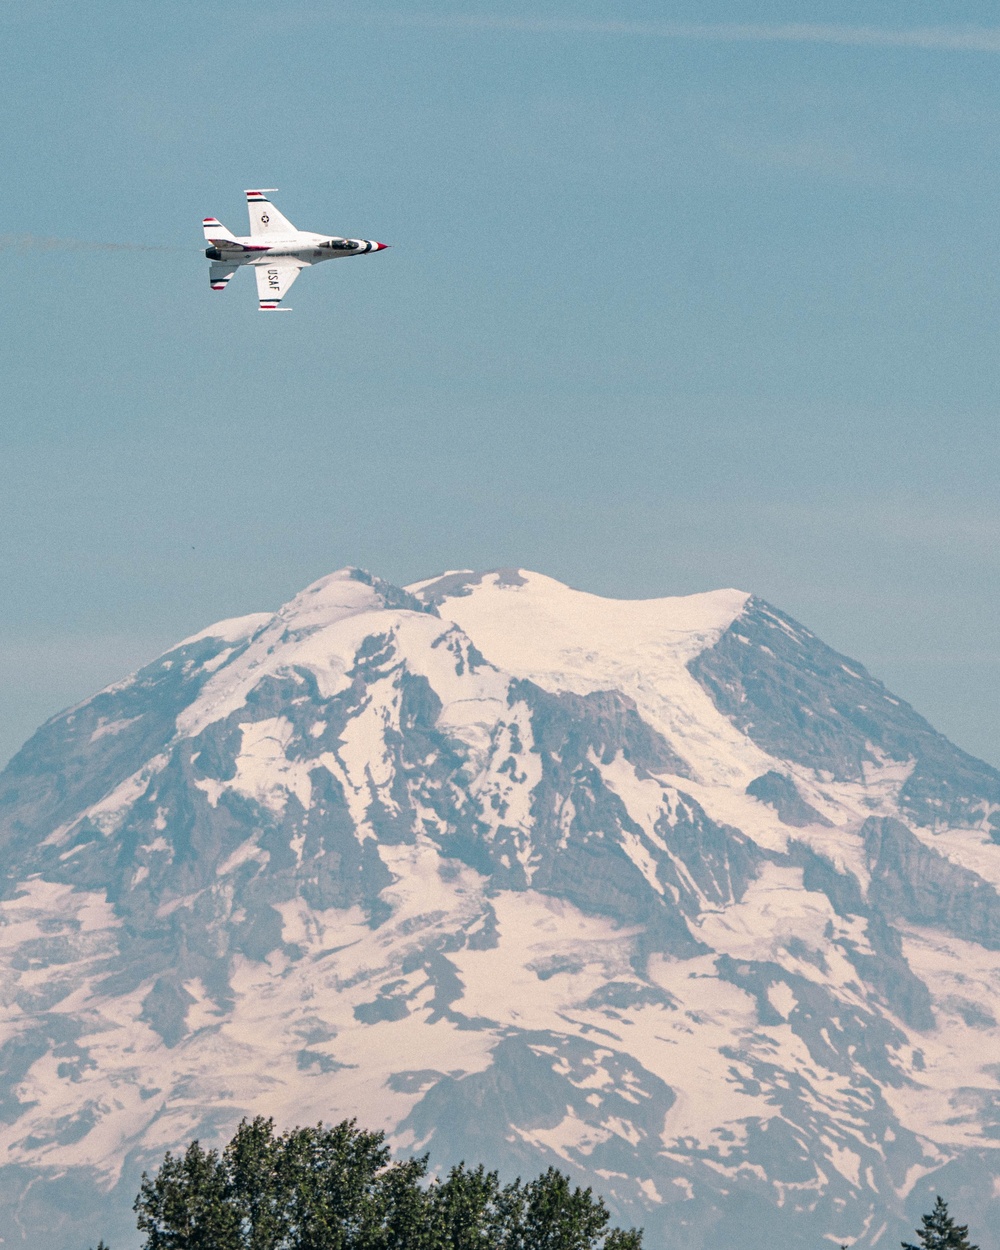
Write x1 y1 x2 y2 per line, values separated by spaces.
134 1117 642 1250
902 1197 979 1250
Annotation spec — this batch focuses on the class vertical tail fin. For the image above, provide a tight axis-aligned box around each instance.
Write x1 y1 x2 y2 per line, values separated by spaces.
244 190 297 237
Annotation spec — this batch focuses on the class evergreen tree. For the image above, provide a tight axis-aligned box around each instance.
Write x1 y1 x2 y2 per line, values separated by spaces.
902 1197 979 1250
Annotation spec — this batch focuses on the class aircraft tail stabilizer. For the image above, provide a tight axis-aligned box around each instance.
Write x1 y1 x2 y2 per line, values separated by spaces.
203 217 238 244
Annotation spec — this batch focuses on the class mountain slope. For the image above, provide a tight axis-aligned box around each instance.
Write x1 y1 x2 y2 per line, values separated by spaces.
1 568 999 1250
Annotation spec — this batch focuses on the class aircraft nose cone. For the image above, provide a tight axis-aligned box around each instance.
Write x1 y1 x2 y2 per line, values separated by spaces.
374 242 389 250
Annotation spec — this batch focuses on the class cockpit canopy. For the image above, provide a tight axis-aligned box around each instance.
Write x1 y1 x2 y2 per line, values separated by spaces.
321 238 358 250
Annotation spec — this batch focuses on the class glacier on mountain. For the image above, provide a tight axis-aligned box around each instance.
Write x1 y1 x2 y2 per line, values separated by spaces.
0 567 998 1249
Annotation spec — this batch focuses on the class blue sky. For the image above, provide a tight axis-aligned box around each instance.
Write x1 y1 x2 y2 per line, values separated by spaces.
2 0 999 766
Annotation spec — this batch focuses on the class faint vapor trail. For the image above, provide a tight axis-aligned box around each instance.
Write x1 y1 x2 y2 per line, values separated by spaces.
0 233 179 253
373 14 1000 54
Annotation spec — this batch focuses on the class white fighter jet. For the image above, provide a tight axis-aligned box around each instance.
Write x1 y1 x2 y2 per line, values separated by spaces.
203 190 388 311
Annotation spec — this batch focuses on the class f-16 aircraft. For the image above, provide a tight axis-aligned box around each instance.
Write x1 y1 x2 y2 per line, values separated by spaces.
203 190 388 311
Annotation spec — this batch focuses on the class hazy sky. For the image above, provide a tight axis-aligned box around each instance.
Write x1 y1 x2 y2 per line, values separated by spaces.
2 0 1000 768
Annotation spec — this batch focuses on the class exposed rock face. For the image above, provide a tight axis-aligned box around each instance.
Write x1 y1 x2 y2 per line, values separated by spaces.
688 596 1000 829
862 816 1000 949
1 568 999 1250
746 771 832 828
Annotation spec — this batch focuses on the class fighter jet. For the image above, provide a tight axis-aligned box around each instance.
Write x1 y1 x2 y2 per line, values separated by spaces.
203 190 388 311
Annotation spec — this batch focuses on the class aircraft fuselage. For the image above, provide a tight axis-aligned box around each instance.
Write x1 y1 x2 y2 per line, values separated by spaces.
205 232 387 264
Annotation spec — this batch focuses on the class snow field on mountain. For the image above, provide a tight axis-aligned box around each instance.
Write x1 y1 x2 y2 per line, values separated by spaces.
179 603 514 837
175 575 393 738
207 716 314 815
693 863 854 973
447 889 640 1028
420 573 935 913
0 883 147 1183
642 953 777 1136
176 613 274 650
885 924 1000 1147
419 571 778 788
0 859 501 1182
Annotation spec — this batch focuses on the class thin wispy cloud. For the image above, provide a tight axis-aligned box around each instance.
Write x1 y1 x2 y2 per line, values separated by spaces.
378 15 1000 54
0 234 176 253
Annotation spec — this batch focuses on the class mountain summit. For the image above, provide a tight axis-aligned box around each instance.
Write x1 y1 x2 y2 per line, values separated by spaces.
2 568 999 1249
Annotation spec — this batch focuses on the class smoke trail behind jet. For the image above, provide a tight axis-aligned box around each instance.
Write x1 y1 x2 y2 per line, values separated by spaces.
0 234 179 253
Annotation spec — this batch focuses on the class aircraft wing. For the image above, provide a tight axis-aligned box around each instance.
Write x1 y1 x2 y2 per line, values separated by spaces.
254 259 307 310
209 261 240 291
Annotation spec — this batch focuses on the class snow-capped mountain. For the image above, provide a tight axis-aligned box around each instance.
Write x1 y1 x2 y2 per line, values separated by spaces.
1 567 999 1250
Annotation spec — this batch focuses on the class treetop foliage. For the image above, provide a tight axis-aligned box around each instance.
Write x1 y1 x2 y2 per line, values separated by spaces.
902 1196 979 1250
133 1116 642 1250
